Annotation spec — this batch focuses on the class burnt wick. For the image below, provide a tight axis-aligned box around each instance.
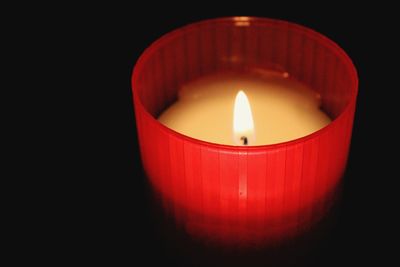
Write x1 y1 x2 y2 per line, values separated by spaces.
240 136 248 145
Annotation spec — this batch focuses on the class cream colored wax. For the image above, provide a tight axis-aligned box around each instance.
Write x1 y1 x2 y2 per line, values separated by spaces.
158 71 331 146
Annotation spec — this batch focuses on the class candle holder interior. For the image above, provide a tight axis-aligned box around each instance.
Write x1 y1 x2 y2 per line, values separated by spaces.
132 17 358 246
133 17 357 121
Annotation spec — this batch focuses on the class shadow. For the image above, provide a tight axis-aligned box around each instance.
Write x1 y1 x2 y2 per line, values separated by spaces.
141 173 345 267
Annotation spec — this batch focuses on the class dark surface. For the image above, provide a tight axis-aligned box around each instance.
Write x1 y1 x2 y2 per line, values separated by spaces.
84 9 392 266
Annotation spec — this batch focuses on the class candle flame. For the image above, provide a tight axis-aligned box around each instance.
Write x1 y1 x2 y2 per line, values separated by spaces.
233 90 255 145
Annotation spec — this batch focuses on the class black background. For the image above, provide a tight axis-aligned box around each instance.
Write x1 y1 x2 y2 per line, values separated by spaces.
82 7 394 266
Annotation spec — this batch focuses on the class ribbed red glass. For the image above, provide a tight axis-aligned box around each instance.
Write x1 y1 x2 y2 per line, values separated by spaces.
132 17 358 246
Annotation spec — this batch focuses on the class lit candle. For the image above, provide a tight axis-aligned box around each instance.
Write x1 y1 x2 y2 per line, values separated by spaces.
158 71 331 145
134 17 358 245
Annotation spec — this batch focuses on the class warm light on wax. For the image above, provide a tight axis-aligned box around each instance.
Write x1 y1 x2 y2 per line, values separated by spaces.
158 72 331 145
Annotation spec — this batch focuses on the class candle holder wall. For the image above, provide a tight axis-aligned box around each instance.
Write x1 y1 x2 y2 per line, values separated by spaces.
132 17 358 246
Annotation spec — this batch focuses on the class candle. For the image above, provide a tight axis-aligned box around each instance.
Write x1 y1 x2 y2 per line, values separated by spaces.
132 17 358 246
158 71 331 145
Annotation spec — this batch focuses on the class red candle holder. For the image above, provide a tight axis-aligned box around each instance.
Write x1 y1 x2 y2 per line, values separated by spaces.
132 17 358 246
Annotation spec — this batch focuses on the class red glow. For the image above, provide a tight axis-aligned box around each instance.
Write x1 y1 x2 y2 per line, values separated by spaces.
132 17 358 246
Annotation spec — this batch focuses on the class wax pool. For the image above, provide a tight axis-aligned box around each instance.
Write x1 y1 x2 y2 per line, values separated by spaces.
158 71 331 145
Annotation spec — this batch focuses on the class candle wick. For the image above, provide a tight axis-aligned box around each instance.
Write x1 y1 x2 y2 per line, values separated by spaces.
240 136 248 145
